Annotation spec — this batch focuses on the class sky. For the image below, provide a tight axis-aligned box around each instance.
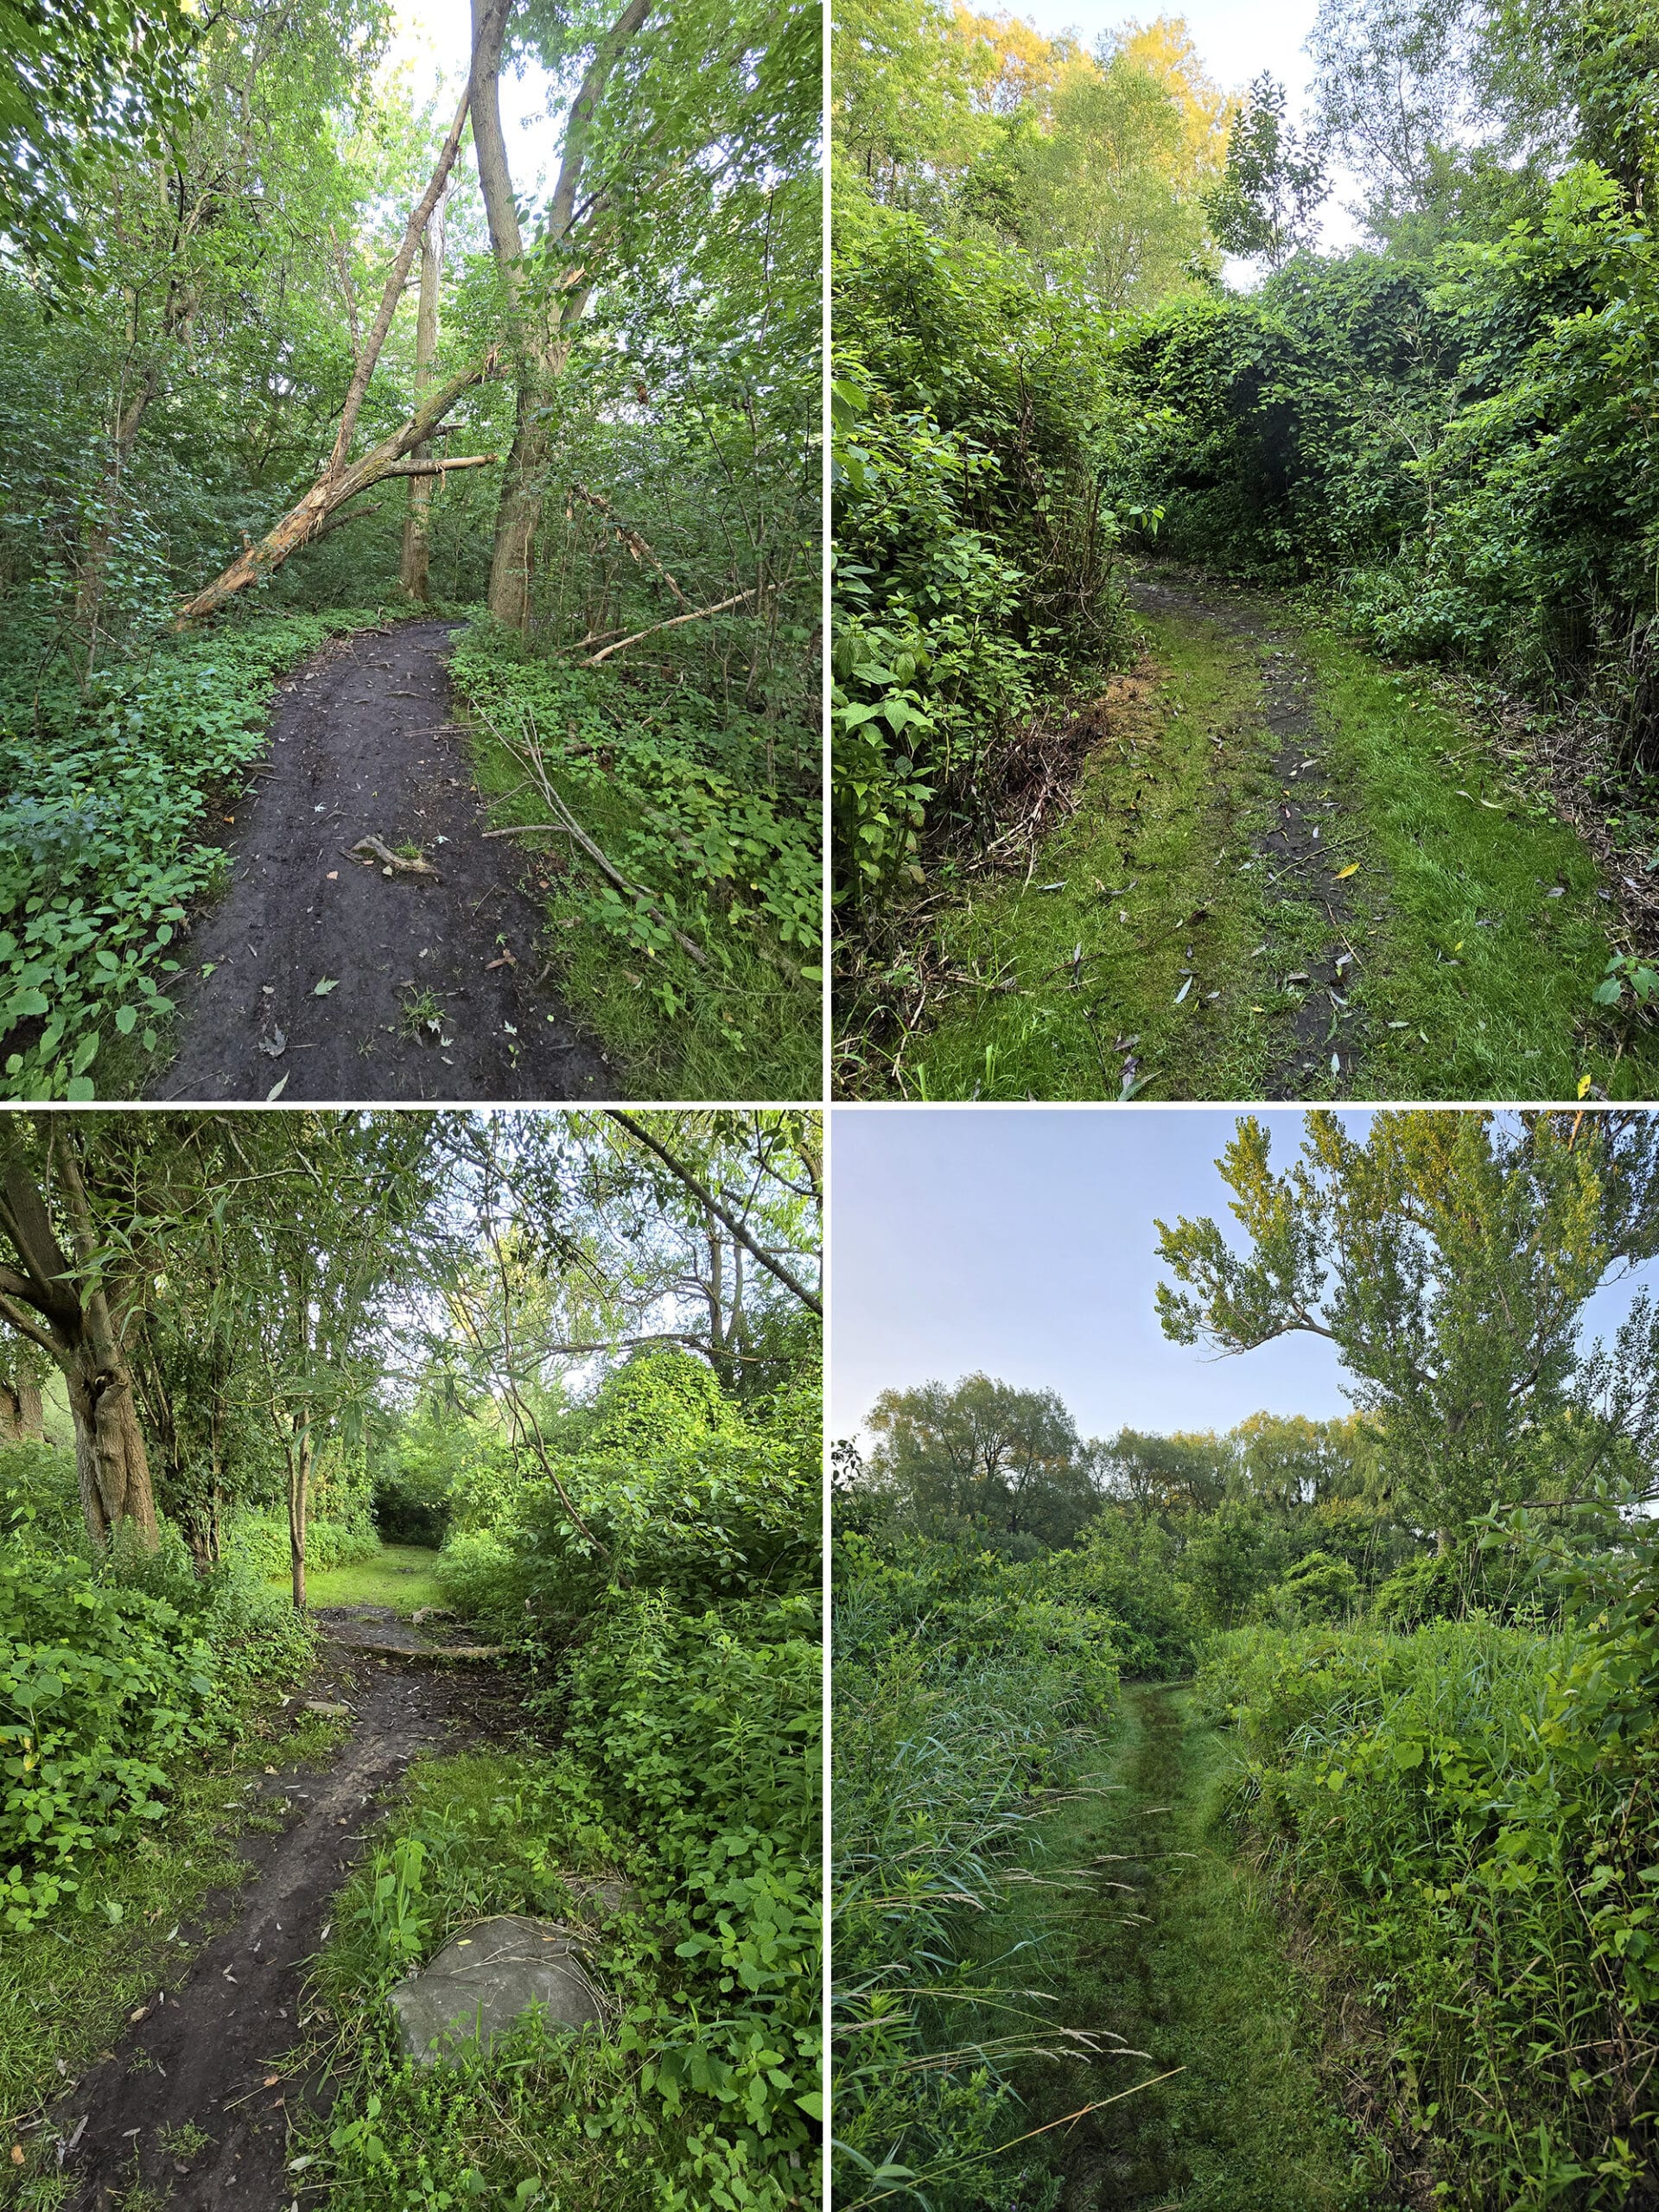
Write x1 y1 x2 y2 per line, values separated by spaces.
828 1109 1657 1446
388 0 560 194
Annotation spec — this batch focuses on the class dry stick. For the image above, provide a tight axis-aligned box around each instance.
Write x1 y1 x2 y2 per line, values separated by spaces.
469 705 708 966
581 588 756 666
568 481 689 605
605 1110 823 1315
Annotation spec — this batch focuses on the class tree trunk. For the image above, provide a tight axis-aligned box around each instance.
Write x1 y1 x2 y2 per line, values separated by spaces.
63 1297 157 1551
77 360 161 659
400 194 446 602
288 1421 310 1611
0 1376 43 1441
0 1116 158 1549
469 0 649 627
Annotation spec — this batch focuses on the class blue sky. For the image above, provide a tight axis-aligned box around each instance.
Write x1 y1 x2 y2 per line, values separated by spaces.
827 1108 1656 1446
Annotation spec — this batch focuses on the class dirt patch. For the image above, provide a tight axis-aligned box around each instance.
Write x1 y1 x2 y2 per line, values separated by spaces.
49 1620 525 2212
1128 569 1363 1096
149 620 611 1102
314 1605 504 1661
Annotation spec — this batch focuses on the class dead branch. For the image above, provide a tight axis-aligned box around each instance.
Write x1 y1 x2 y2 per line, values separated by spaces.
581 588 755 667
568 482 688 604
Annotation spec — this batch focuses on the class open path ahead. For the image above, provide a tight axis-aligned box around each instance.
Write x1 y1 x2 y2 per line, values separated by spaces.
892 566 1658 1101
49 1610 518 2212
1014 1685 1383 2212
152 620 609 1103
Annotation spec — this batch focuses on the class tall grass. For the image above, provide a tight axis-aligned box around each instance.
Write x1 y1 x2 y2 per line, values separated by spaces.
830 1537 1120 2212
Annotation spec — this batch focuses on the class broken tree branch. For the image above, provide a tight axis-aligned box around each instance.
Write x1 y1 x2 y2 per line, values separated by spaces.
569 481 688 604
604 1110 823 1316
581 588 756 666
376 454 499 476
325 85 471 480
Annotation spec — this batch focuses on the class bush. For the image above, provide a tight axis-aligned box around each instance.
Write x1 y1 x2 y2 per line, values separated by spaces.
1198 1600 1659 2209
0 1525 313 1930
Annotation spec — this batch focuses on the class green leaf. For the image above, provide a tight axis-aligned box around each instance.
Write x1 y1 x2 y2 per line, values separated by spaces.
314 977 340 995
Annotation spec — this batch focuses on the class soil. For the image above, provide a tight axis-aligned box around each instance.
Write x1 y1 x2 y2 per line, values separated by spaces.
149 619 613 1103
1127 570 1364 1096
48 1611 527 2212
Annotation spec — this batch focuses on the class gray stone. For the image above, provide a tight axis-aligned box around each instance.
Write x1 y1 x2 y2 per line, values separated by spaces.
388 1915 606 2066
303 1700 353 1719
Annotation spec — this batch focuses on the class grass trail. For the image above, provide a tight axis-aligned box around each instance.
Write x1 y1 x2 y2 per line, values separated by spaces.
273 1541 443 1615
991 1685 1382 2212
899 575 1659 1101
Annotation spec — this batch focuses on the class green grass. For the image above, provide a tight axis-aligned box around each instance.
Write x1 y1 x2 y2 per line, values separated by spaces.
906 616 1283 1100
983 1684 1381 2211
278 1750 716 2211
894 599 1659 1100
0 1698 344 2196
1303 631 1659 1098
276 1543 443 1616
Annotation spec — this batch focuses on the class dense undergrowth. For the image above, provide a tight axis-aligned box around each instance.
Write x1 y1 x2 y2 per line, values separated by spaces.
449 626 822 1102
301 1344 824 2211
1200 1537 1659 2211
0 607 384 1100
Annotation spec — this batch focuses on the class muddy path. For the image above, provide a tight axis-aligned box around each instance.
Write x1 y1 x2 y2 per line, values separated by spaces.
48 1612 525 2212
151 619 612 1103
1127 571 1363 1096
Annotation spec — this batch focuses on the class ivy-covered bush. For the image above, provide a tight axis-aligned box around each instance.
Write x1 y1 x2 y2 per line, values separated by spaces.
831 193 1137 907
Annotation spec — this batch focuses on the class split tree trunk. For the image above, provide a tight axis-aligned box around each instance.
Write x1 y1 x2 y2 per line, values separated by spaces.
0 1116 158 1550
400 193 447 601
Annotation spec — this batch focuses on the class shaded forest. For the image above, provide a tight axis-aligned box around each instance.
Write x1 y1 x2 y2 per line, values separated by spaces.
0 0 820 1102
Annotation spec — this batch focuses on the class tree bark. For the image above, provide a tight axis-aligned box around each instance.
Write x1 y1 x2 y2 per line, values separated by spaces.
288 1418 310 1611
77 360 161 656
0 1375 43 1441
400 192 447 602
0 1116 157 1549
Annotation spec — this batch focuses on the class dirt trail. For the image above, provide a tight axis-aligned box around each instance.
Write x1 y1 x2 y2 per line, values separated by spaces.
151 619 611 1103
1127 571 1363 1096
50 1612 522 2212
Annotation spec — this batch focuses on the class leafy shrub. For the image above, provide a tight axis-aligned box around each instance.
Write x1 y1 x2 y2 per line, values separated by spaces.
0 1439 86 1556
0 1525 312 1930
0 608 376 1098
1199 1590 1659 2209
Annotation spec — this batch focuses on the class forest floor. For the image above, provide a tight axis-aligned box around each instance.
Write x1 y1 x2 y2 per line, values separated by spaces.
995 1684 1386 2212
149 619 611 1103
868 564 1659 1101
4 1609 523 2212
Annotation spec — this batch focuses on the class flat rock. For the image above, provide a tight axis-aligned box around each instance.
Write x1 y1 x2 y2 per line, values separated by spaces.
303 1700 353 1719
388 1914 606 2066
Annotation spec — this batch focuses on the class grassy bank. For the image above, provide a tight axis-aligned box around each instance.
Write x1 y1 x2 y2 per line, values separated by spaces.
275 1542 443 1616
449 626 822 1102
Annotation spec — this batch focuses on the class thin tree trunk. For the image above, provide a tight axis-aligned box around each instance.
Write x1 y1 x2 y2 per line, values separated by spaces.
77 360 160 657
400 193 446 601
289 1421 310 1611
